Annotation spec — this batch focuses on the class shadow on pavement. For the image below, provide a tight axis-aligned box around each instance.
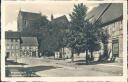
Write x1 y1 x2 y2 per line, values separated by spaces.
74 60 118 65
21 65 62 72
6 65 61 77
6 60 27 65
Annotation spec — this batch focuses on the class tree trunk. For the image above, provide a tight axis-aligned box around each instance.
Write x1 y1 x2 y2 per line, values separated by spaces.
62 47 65 60
77 52 80 56
90 51 94 61
103 44 109 61
98 52 102 62
86 50 89 64
71 48 74 62
60 49 62 59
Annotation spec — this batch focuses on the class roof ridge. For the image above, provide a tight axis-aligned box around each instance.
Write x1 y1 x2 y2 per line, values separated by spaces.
51 15 69 23
20 11 41 15
54 15 67 20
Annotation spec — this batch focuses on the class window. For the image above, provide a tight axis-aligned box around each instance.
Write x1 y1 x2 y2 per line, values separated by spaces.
17 39 20 42
7 39 11 42
112 39 119 57
15 39 19 42
11 45 14 49
120 20 122 24
32 46 37 50
6 44 10 49
11 39 13 42
32 46 34 49
24 20 28 27
118 22 120 30
120 21 123 29
11 52 14 57
107 27 110 34
111 23 114 32
114 23 116 31
15 39 18 42
22 46 25 50
15 44 18 49
15 53 18 57
27 46 29 49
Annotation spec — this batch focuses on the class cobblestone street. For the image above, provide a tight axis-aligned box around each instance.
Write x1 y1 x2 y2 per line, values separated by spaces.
6 57 123 77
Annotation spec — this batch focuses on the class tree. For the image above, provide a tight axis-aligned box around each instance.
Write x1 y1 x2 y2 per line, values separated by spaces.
87 31 101 61
87 19 102 61
95 19 110 62
68 3 88 62
82 21 101 63
100 29 110 61
66 30 79 61
70 3 88 32
87 18 110 62
49 15 70 59
68 3 101 63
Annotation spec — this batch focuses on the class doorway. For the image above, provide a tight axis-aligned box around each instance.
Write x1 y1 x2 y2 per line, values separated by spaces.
112 39 119 57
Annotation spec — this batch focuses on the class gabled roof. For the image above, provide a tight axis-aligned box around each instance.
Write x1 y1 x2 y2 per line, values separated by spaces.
50 15 70 29
86 3 123 24
19 11 41 20
21 37 38 46
5 31 20 39
51 15 69 24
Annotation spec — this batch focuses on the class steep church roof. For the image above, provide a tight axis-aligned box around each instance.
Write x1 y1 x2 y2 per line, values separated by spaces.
19 11 42 20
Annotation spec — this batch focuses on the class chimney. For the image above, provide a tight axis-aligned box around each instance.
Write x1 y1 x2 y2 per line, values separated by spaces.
51 14 54 21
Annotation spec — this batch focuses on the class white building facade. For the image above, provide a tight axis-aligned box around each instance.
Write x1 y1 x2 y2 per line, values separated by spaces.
20 37 38 57
5 32 21 59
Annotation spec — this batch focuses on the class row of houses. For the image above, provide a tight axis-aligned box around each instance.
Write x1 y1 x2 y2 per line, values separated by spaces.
5 32 38 59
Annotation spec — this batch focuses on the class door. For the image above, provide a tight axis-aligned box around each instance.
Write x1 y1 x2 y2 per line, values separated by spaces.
112 39 119 57
6 52 10 60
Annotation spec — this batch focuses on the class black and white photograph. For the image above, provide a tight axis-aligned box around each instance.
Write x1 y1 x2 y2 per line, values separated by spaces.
2 0 127 1
1 1 127 81
0 80 126 82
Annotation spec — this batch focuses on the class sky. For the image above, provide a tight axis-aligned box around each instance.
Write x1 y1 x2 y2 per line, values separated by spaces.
3 2 99 31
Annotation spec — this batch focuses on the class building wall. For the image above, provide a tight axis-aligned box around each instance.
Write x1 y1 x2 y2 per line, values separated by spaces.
5 38 20 58
20 46 38 57
17 12 23 32
104 20 123 58
17 12 42 32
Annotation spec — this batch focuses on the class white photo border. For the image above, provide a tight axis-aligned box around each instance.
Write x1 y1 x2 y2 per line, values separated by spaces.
1 0 127 82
